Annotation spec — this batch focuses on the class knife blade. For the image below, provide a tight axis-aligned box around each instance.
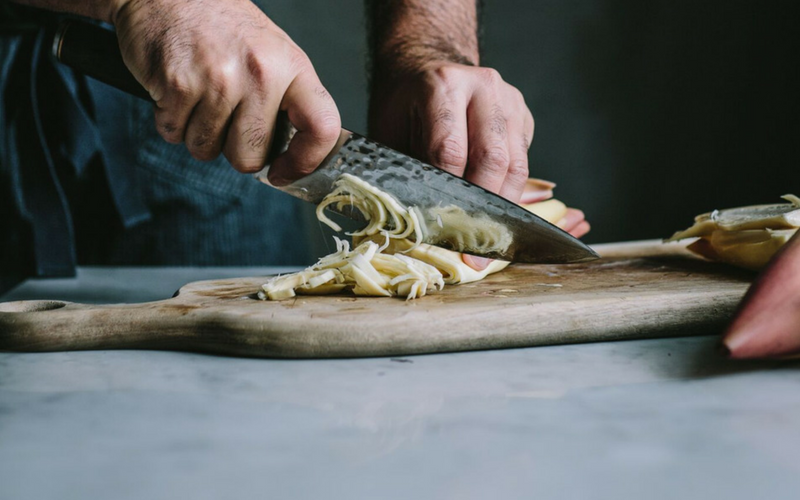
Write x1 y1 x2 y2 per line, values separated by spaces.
53 19 598 263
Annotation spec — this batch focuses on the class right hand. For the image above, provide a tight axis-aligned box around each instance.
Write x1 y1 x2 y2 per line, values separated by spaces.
110 0 341 185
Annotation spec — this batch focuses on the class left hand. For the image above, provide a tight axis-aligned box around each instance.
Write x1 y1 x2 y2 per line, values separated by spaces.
722 230 800 359
369 61 535 204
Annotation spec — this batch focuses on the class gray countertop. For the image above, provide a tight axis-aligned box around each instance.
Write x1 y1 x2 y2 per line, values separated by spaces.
2 268 799 500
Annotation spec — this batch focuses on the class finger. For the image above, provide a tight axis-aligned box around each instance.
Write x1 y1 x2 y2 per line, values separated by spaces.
497 146 528 202
497 117 530 203
520 190 553 205
184 89 238 162
520 179 555 204
465 94 511 194
568 221 591 239
524 107 535 150
497 87 534 202
223 93 276 173
527 178 556 190
268 71 341 186
558 209 587 233
462 254 492 271
418 88 469 178
520 177 555 201
152 81 202 144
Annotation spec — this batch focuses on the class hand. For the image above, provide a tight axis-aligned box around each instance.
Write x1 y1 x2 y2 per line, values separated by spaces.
369 61 535 204
722 231 800 359
111 0 341 184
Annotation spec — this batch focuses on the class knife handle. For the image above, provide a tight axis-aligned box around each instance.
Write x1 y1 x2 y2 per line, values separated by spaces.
52 19 293 162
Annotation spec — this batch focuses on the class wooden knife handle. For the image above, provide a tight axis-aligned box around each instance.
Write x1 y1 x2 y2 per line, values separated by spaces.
52 19 294 163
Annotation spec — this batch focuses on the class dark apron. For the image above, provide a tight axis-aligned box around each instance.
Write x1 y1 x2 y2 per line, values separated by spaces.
0 5 310 294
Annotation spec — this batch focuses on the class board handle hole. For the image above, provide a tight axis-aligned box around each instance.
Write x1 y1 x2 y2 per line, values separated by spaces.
0 300 67 313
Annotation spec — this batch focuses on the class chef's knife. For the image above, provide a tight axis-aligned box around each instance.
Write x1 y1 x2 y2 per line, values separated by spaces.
53 19 598 263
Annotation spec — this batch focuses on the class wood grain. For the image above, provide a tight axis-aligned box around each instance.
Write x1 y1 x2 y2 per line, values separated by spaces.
0 241 754 358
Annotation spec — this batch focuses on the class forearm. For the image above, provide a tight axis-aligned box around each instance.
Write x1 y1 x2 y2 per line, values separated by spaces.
366 0 480 84
8 0 124 24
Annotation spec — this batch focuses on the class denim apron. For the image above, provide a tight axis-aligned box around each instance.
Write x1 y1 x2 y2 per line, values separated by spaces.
0 5 311 294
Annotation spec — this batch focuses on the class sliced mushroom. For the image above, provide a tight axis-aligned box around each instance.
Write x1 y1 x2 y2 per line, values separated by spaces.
666 195 800 271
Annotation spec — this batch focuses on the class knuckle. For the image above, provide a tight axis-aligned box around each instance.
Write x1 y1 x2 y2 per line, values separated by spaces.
163 73 194 100
245 51 272 88
489 108 508 137
480 67 503 86
188 124 221 160
429 137 467 171
522 130 533 151
507 158 529 180
314 85 332 101
308 110 341 142
287 47 312 75
432 64 459 84
155 116 184 143
206 72 233 99
240 117 270 151
155 112 185 144
433 103 455 125
476 145 510 172
192 123 215 145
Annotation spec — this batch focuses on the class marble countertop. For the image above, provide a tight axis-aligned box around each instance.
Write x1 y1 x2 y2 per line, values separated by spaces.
2 268 799 500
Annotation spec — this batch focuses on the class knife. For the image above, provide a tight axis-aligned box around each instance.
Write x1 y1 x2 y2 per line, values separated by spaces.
52 19 598 263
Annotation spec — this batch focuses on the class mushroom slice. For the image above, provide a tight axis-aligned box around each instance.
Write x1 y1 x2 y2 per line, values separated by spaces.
666 195 800 270
316 173 424 248
667 195 800 241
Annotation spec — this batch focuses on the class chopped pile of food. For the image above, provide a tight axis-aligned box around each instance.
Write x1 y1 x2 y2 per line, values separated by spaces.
259 175 570 301
666 195 800 270
258 236 444 300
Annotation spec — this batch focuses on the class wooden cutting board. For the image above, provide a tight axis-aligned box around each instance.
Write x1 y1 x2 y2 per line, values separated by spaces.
0 241 754 358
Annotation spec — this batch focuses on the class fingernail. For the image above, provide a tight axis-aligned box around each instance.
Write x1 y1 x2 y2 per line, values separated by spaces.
720 322 760 359
463 255 491 271
519 191 553 205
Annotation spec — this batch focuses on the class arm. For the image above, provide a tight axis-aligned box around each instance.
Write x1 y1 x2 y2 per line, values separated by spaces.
367 0 480 79
10 0 341 185
366 0 534 203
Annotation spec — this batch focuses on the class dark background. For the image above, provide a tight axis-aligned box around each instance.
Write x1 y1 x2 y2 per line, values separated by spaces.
262 0 799 244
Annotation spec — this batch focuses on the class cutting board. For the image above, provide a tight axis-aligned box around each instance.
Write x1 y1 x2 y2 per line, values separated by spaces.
0 241 754 358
